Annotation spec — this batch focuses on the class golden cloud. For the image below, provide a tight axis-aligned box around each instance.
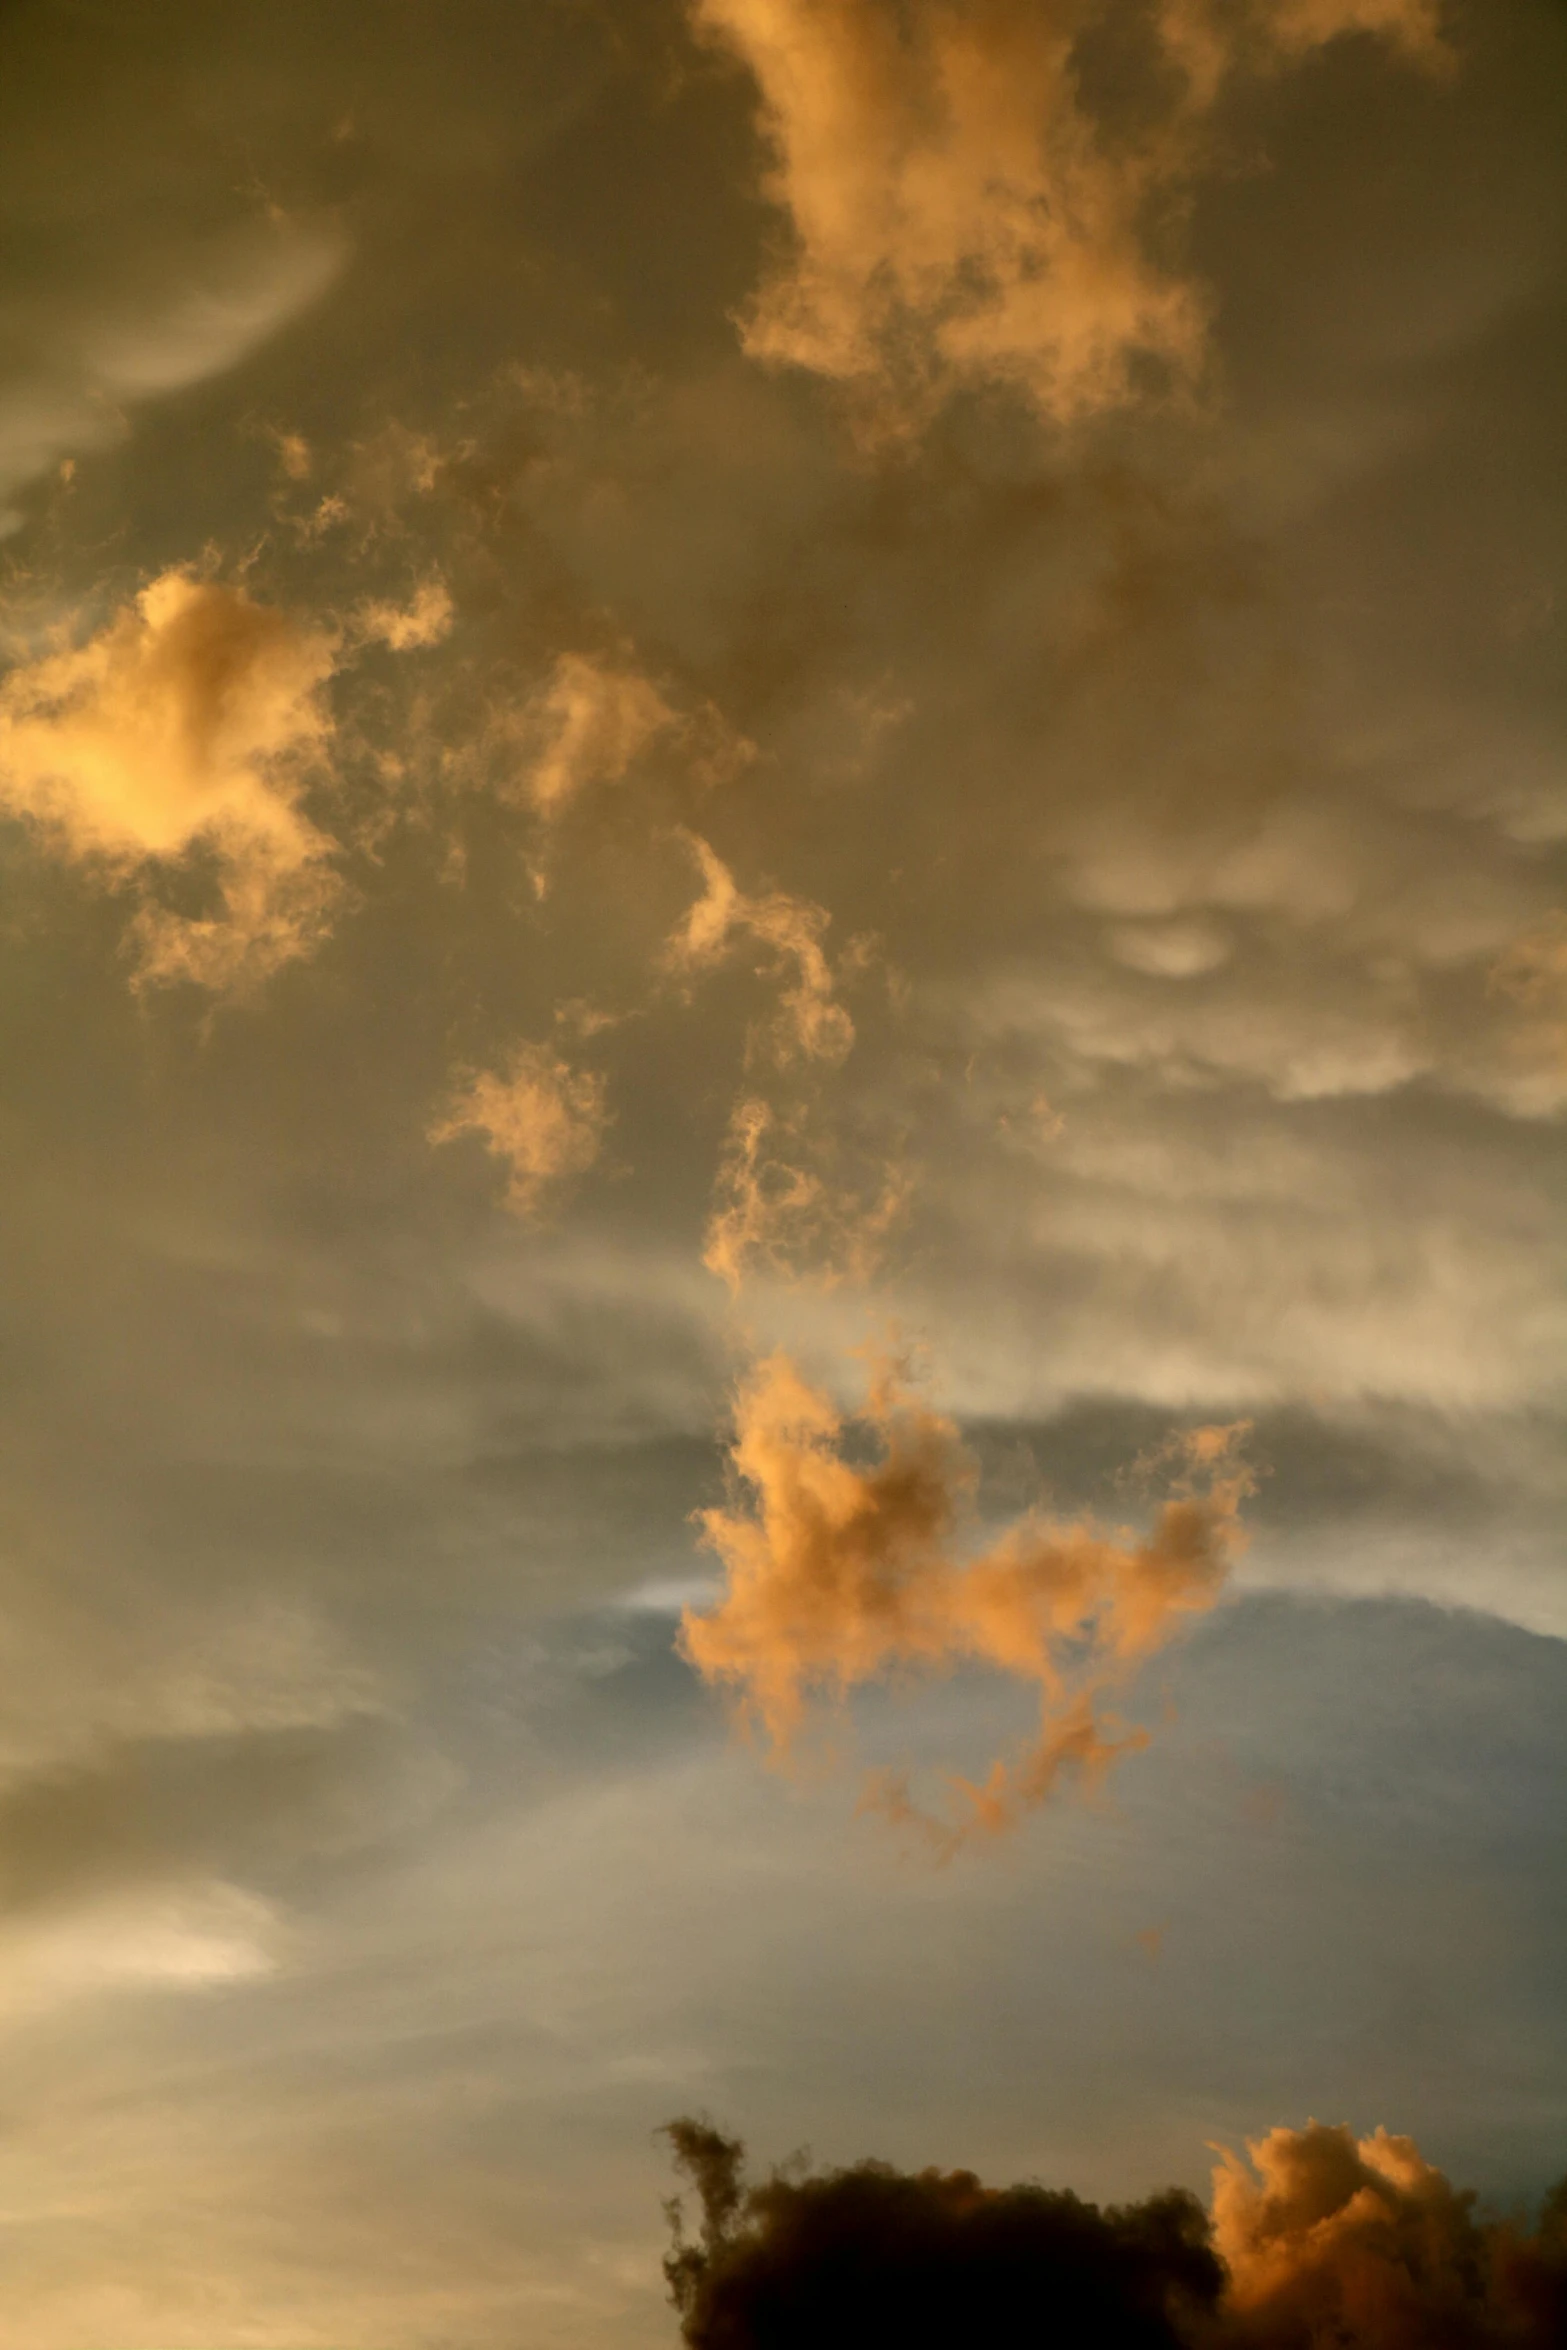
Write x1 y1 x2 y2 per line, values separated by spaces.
681 1349 1251 1851
517 650 677 817
355 577 455 652
695 0 1445 432
666 833 856 1066
429 1040 610 1218
0 569 340 990
703 1096 909 1292
1212 2119 1507 2345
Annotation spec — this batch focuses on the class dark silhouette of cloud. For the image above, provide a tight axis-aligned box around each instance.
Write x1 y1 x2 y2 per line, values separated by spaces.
661 2117 1567 2349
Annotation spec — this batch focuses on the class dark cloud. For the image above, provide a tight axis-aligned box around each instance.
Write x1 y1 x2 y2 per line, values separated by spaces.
662 2117 1223 2348
661 2119 1567 2350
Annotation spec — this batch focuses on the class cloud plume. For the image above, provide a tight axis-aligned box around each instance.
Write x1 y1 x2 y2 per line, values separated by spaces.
694 0 1444 432
662 2117 1567 2349
680 1350 1251 1848
0 568 341 989
429 1040 609 1217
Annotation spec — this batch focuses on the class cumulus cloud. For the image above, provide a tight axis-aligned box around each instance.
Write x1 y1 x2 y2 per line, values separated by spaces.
662 2117 1567 2350
704 1097 910 1292
0 568 341 989
680 1350 1251 1849
429 1040 609 1217
666 834 856 1066
693 0 1441 432
1212 2119 1567 2347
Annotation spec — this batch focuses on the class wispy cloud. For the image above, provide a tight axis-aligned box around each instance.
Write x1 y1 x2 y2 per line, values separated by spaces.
430 1040 611 1218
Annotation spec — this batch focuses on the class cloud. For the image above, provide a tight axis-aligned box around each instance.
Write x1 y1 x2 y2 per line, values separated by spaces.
1491 912 1567 1092
430 1040 610 1218
661 2118 1567 2350
1211 2119 1567 2347
666 834 856 1066
515 651 677 817
356 577 456 652
0 568 342 989
1262 0 1448 65
680 1350 1251 1849
0 219 348 531
0 1881 280 2018
703 1097 909 1292
692 0 1441 433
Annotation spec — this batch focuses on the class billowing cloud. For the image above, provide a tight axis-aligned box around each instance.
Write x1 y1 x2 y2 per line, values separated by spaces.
666 834 856 1065
429 1040 610 1217
680 1350 1251 1848
704 1096 910 1291
1212 2119 1567 2347
662 2118 1567 2350
0 568 341 989
693 0 1442 431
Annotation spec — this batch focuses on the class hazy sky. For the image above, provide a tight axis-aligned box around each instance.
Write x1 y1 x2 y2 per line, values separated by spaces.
0 1 1564 2343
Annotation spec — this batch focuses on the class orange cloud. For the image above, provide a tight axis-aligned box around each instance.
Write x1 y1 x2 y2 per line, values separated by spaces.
514 650 677 818
1212 2120 1513 2347
666 834 856 1066
0 569 340 989
704 1097 909 1292
355 577 455 652
681 1350 1250 1849
429 1041 609 1217
694 0 1445 432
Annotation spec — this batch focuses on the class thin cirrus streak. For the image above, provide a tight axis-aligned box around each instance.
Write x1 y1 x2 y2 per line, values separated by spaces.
680 1348 1252 1853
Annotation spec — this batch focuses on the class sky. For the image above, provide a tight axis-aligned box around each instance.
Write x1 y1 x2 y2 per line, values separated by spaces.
0 0 1564 2343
